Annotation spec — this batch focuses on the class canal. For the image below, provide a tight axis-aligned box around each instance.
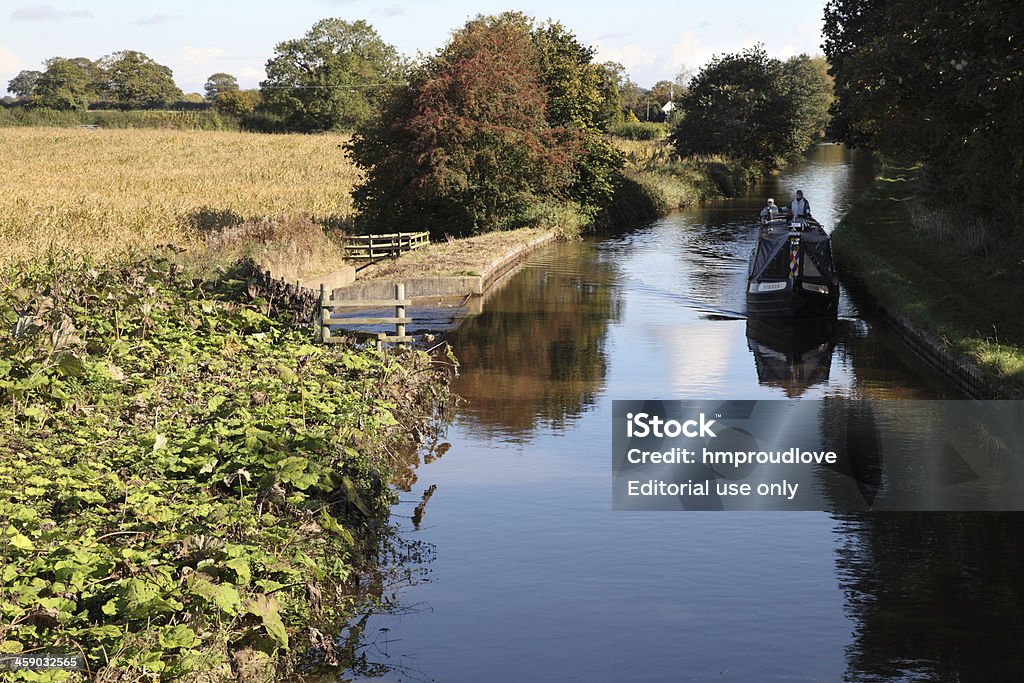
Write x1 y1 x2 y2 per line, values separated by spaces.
358 145 1024 681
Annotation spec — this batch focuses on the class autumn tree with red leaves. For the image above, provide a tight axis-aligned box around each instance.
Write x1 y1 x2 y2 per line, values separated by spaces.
350 12 619 237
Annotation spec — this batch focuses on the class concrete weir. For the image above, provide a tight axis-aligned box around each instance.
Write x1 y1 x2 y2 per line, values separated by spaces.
330 230 558 303
326 230 560 333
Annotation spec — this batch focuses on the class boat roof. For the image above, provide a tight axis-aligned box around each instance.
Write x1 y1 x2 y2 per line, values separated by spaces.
760 216 825 234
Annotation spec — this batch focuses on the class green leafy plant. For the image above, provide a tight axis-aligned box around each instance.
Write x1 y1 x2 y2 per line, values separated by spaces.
0 253 453 679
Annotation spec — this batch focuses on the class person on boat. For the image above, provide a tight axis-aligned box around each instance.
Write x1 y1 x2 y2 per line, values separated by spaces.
789 190 811 219
760 198 780 221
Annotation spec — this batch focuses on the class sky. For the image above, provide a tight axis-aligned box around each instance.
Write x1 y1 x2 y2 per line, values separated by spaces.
0 0 828 96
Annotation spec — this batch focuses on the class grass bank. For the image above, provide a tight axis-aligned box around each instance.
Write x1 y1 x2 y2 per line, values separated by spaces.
0 254 454 679
606 137 762 225
831 164 1024 397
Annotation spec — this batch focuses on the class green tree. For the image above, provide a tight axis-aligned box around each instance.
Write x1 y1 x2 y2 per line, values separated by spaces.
533 21 604 131
66 57 106 101
671 45 807 166
349 13 579 236
100 50 182 108
594 62 625 126
782 54 834 148
261 19 406 132
32 58 92 110
214 89 257 117
823 0 1024 223
7 70 42 99
602 61 647 120
204 72 239 101
531 20 624 210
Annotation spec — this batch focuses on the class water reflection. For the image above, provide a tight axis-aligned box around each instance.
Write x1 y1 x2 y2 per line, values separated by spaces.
746 318 838 396
450 239 621 439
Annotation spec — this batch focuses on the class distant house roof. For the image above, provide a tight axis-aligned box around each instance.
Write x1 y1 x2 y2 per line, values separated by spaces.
662 100 676 114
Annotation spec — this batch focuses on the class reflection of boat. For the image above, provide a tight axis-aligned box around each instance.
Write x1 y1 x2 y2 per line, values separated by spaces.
746 216 839 318
746 318 838 396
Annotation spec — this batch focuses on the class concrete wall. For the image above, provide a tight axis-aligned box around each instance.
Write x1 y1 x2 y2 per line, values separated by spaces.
330 230 559 303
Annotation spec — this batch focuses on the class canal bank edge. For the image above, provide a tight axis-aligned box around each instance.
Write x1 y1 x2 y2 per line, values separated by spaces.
832 170 1020 399
329 229 560 303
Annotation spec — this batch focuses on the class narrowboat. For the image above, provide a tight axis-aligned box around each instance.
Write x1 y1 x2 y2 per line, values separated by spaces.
746 216 839 318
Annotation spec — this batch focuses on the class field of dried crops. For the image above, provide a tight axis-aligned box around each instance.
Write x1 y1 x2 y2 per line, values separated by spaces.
0 127 359 268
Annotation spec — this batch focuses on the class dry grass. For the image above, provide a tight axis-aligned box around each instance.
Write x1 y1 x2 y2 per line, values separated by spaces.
200 215 348 282
358 227 553 281
0 127 359 266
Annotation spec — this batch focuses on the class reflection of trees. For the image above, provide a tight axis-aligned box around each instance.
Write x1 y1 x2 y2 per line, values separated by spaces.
835 513 1024 682
449 241 620 436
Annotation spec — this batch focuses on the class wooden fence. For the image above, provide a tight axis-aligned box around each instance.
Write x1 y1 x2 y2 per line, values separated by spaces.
318 283 413 348
343 231 429 261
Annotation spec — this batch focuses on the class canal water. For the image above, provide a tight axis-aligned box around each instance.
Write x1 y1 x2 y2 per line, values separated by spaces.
357 146 1024 681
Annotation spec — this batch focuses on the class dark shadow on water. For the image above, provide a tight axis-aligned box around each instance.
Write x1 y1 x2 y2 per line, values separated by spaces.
835 513 1024 682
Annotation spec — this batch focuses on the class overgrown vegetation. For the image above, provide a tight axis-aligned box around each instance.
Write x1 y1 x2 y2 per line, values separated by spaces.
605 138 763 224
832 165 1024 396
823 2 1023 395
0 254 454 679
607 121 669 140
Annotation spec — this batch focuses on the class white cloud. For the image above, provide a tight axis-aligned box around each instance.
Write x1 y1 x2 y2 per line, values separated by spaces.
172 48 267 92
0 45 27 73
796 22 820 39
238 65 266 85
778 43 798 59
669 31 715 75
134 14 180 27
181 47 227 63
0 45 29 95
593 41 656 72
10 4 92 21
373 4 405 16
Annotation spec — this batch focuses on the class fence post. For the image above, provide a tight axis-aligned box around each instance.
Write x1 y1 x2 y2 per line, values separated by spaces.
319 283 330 343
395 282 406 349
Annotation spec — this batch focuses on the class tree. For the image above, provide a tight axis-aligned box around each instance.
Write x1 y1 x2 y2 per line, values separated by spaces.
261 19 406 132
349 13 579 236
531 20 624 210
214 89 257 117
602 61 648 120
7 70 42 99
783 54 833 145
204 72 239 101
100 50 182 108
594 62 624 127
65 57 106 101
823 0 1024 223
32 58 92 110
670 45 822 167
